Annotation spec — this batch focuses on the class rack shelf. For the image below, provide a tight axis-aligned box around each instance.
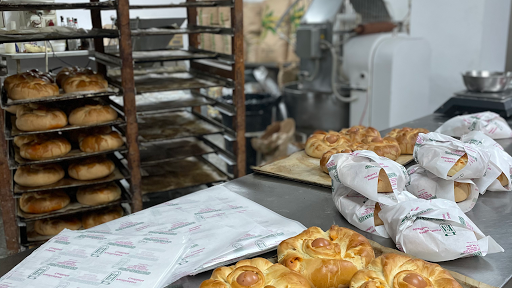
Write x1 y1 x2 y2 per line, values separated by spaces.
95 50 219 66
0 28 118 44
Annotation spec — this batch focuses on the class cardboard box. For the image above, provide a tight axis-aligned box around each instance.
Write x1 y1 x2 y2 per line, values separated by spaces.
258 0 291 63
218 7 231 28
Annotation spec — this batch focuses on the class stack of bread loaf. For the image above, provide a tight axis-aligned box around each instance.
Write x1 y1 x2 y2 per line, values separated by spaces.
3 68 108 101
304 125 428 173
200 225 463 288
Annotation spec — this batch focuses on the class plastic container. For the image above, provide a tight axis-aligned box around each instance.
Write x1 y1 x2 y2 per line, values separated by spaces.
50 42 66 52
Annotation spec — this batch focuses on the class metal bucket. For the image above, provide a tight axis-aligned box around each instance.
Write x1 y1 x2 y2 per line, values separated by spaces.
283 83 349 135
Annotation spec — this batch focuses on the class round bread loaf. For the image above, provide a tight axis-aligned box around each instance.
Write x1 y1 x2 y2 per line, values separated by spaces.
62 71 108 93
14 163 65 187
305 131 352 158
5 71 59 100
67 126 112 143
447 154 468 177
16 104 67 132
56 66 81 86
79 131 124 153
19 190 70 214
77 182 121 206
68 105 118 126
278 225 374 288
200 258 311 288
82 206 123 229
454 182 471 203
68 156 115 180
34 216 82 236
13 135 38 148
20 136 71 160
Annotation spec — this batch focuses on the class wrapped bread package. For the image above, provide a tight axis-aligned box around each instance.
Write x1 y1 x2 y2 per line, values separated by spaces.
414 132 490 180
407 165 480 212
461 131 512 192
435 111 512 139
379 197 504 262
328 150 414 237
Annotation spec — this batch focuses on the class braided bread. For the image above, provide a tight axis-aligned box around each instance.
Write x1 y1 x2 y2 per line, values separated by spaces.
386 127 429 154
320 148 353 173
305 131 351 158
200 258 311 288
350 253 462 288
278 225 374 288
341 126 381 143
355 137 401 161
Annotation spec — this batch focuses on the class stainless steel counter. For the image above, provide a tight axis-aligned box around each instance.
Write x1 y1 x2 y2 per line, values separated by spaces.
1 114 512 288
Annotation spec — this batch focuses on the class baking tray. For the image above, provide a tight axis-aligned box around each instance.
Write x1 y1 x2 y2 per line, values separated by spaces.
138 110 223 143
141 156 228 195
140 138 215 166
253 151 415 188
0 28 118 44
109 72 229 94
1 86 118 108
95 50 218 66
9 143 127 169
16 181 130 221
13 155 130 194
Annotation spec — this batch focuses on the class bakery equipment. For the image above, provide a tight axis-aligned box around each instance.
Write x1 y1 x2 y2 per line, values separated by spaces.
288 0 431 131
436 89 512 118
462 70 512 92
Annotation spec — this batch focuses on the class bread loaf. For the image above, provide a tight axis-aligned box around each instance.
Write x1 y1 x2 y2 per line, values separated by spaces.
16 104 67 132
5 71 59 100
14 135 38 148
14 163 65 187
77 182 121 206
79 131 124 153
341 126 381 143
200 258 311 288
377 169 392 192
498 172 508 187
447 154 468 177
374 203 384 226
68 156 115 180
19 136 71 160
34 215 82 236
320 147 353 173
19 190 70 214
386 127 429 155
454 182 470 202
305 131 352 158
68 104 117 126
62 72 108 93
356 136 401 161
82 205 123 229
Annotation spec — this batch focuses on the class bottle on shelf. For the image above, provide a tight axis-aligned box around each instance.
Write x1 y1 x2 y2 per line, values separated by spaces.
66 17 77 51
73 18 81 50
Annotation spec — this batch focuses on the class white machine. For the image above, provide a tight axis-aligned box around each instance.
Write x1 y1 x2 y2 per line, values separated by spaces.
289 0 431 132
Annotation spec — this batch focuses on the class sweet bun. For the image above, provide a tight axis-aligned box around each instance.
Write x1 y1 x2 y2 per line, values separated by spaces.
356 136 401 161
14 135 38 148
19 136 71 160
454 182 470 203
16 104 67 132
68 104 118 126
497 172 508 187
278 225 374 288
79 131 124 153
386 127 429 155
19 190 70 214
350 253 462 288
377 169 392 193
320 148 353 173
5 71 59 100
447 154 468 177
82 205 123 229
14 163 65 187
68 156 115 180
200 258 311 288
305 131 351 158
76 182 121 206
34 215 82 236
374 203 383 226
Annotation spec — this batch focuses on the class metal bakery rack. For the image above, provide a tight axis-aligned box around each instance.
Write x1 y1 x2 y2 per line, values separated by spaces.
0 0 245 255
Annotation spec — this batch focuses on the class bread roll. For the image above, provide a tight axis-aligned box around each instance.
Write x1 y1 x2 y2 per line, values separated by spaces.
447 154 468 177
20 136 71 160
305 131 352 158
454 182 470 202
278 225 374 288
77 182 121 206
5 71 59 100
374 203 383 226
16 104 67 132
68 156 115 180
14 163 65 187
34 216 82 236
62 71 108 93
79 131 124 153
19 190 70 214
68 105 117 126
14 135 38 148
498 172 508 187
200 258 311 288
82 205 123 229
377 169 392 193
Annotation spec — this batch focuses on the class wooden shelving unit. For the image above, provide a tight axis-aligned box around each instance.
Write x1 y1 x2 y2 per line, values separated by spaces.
0 0 245 255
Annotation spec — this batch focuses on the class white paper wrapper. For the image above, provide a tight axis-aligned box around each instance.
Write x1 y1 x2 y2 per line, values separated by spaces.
379 198 504 262
414 132 490 180
407 165 479 212
461 131 512 192
435 111 512 139
328 150 414 237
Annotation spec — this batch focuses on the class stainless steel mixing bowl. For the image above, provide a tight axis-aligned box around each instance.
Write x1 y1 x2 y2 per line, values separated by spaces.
462 70 512 92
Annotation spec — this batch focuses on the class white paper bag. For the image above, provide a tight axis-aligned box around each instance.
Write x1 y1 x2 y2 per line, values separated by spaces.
414 132 490 180
328 150 414 237
379 198 504 262
435 111 512 139
407 165 479 212
461 131 512 192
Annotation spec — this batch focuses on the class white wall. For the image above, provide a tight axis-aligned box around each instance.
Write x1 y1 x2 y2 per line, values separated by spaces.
410 0 511 113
